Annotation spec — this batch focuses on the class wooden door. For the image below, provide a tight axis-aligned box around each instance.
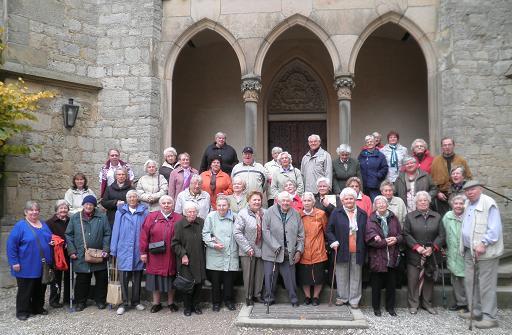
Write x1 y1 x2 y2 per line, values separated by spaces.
268 121 327 164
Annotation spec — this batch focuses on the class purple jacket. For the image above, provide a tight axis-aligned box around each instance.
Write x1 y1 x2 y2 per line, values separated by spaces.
365 211 403 272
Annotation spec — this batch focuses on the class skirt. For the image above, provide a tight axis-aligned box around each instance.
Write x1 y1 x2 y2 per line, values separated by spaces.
297 262 327 286
145 274 175 292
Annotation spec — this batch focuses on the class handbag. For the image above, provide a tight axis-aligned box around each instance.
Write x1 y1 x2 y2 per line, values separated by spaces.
80 213 104 264
173 272 195 294
26 222 55 284
148 240 166 254
106 258 123 306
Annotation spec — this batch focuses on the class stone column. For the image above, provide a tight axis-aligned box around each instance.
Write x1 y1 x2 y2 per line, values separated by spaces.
334 76 355 146
241 75 262 149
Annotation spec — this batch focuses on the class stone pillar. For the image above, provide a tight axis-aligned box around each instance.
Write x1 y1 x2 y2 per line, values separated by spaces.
241 75 262 149
334 76 355 146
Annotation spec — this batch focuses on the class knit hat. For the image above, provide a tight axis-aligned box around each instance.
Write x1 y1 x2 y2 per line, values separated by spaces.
82 195 97 206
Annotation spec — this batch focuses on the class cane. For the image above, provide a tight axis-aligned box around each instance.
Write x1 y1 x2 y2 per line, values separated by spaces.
469 255 478 331
69 260 75 312
329 247 338 307
247 255 254 304
440 249 447 309
266 250 278 314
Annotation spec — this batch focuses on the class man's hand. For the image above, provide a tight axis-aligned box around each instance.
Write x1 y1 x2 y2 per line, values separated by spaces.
293 251 301 264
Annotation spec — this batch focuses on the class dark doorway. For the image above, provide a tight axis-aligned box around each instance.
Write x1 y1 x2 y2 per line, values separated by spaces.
268 121 327 163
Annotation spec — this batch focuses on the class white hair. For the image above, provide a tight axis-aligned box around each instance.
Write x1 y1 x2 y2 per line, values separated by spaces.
54 199 69 212
232 176 247 188
278 151 292 163
414 191 431 204
190 174 202 185
216 195 230 206
365 134 375 142
183 201 199 213
215 132 226 139
411 138 428 151
301 192 315 202
163 147 177 156
271 147 283 154
373 195 388 208
336 144 351 155
126 189 139 201
339 187 357 200
316 177 331 189
277 191 292 202
144 159 158 171
401 156 417 165
308 134 321 142
159 195 174 205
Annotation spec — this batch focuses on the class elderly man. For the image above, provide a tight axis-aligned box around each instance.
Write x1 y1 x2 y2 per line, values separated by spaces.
372 131 384 150
174 174 211 220
301 134 332 193
231 147 269 194
99 149 135 197
262 191 304 307
199 132 239 175
431 137 472 215
459 181 503 329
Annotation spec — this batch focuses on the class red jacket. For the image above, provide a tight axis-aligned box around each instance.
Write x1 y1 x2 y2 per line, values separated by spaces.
140 211 181 276
414 150 434 174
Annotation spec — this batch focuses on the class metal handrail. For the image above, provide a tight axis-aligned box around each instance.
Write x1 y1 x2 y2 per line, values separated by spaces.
482 186 511 206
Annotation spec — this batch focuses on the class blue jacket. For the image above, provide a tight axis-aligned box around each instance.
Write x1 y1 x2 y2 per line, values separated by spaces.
110 204 148 271
326 207 367 265
358 149 388 189
6 220 53 278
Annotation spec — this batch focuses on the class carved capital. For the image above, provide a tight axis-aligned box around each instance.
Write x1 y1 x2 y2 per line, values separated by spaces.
334 76 355 100
241 77 262 103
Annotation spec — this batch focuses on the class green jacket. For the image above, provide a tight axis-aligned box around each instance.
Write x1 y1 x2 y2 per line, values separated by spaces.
65 209 111 273
442 211 464 277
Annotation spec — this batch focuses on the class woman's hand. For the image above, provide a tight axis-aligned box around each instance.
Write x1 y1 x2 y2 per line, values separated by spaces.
386 237 397 246
140 254 147 263
423 246 433 257
70 253 78 260
12 264 20 272
247 249 255 257
374 236 382 242
116 200 124 206
214 243 224 250
181 255 189 266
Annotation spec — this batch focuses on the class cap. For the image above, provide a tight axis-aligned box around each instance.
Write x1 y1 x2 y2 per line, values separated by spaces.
462 180 484 190
82 195 98 206
242 146 254 154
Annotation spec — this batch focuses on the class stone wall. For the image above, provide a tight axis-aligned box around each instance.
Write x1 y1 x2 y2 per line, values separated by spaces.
436 0 512 243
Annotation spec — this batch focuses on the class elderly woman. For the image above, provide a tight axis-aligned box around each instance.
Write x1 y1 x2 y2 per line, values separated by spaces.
346 177 372 216
442 194 468 313
381 131 408 183
172 202 207 316
159 146 179 182
202 196 239 311
234 191 266 306
99 149 135 198
101 167 134 226
137 159 168 212
448 166 467 200
298 192 328 306
365 196 402 316
7 201 53 320
284 180 303 212
175 174 211 220
403 191 445 315
380 180 407 226
358 135 388 200
200 157 233 209
314 177 341 218
64 173 96 215
332 144 362 195
227 176 248 214
262 191 304 307
110 190 149 315
411 139 434 174
65 195 111 311
168 153 198 200
46 200 71 308
140 195 181 313
270 151 304 206
394 156 437 212
326 188 367 309
265 146 283 206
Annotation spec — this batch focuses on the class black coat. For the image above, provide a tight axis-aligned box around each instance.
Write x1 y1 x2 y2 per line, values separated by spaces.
314 192 342 218
100 183 134 225
46 214 70 240
326 207 367 265
199 143 239 174
394 170 438 206
332 157 362 194
171 217 207 283
403 210 445 267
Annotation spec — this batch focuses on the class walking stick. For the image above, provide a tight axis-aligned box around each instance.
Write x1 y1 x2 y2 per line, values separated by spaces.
439 250 447 309
329 248 338 307
247 255 254 304
266 251 278 314
469 255 478 331
69 260 75 312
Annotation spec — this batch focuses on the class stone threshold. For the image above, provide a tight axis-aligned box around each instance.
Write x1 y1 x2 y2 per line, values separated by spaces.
235 304 369 329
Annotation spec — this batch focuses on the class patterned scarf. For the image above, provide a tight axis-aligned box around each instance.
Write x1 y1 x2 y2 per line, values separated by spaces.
389 144 398 170
376 210 390 238
209 169 217 193
255 210 262 245
343 206 358 232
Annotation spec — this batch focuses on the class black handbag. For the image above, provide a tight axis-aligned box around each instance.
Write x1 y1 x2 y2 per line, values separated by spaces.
173 272 195 294
148 240 166 254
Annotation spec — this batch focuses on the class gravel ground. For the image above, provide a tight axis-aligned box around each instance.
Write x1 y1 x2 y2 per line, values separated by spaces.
0 287 510 335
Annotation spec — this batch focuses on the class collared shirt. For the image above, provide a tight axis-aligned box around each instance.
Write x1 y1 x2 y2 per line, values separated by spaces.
462 198 502 248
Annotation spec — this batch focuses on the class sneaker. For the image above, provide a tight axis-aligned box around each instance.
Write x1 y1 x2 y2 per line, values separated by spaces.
459 311 482 320
474 319 499 329
135 304 145 311
116 306 125 315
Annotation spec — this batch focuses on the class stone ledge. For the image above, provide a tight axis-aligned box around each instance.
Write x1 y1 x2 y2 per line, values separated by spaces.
0 61 103 91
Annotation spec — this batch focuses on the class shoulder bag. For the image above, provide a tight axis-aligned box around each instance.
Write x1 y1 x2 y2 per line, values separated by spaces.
80 213 104 263
148 217 166 254
26 222 55 284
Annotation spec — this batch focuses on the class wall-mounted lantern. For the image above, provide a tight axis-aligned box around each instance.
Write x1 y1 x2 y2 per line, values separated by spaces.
62 98 79 128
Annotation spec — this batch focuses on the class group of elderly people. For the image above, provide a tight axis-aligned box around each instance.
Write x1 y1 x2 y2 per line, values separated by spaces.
6 131 503 329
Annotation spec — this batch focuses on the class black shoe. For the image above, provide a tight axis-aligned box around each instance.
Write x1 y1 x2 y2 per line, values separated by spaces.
312 298 320 306
374 310 382 316
291 302 300 307
96 303 106 310
245 298 254 306
168 303 179 312
212 304 220 312
304 297 311 305
184 309 192 316
16 314 29 321
226 302 236 311
150 304 162 313
448 304 459 311
193 306 202 315
75 303 86 312
50 302 63 308
252 296 265 304
388 309 398 316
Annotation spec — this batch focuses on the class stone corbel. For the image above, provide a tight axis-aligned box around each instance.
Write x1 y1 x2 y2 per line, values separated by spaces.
334 76 355 100
241 76 262 103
